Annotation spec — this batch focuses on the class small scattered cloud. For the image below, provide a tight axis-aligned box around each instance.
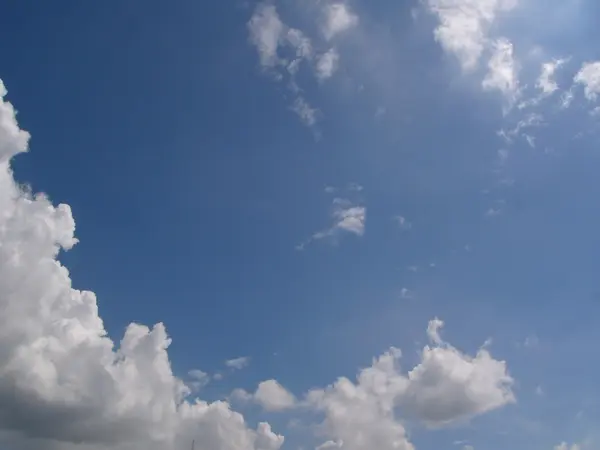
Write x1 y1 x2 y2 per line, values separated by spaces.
225 356 251 371
574 61 600 101
291 97 319 127
298 198 366 250
255 380 296 411
560 88 575 108
321 3 359 41
247 4 285 70
425 0 519 71
187 369 211 391
536 58 569 95
230 380 296 412
426 317 445 345
247 3 323 130
482 38 520 105
316 48 340 81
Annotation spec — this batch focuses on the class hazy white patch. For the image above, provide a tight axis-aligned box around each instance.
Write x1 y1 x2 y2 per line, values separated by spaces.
291 97 319 127
225 356 251 370
425 0 519 71
316 48 341 81
322 3 359 40
536 58 568 95
482 38 520 105
248 4 285 69
400 288 413 299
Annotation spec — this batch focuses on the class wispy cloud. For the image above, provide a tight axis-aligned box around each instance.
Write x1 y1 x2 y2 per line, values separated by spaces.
321 3 359 41
482 38 520 106
225 356 251 370
425 0 519 71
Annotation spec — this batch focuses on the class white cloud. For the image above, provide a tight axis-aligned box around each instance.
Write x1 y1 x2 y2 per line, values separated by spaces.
248 4 320 129
254 380 296 412
291 97 319 127
536 58 568 95
225 356 251 370
327 198 366 235
306 348 413 450
482 38 520 103
400 319 515 426
297 198 366 249
307 319 514 449
560 88 575 108
574 61 600 101
322 3 359 41
188 369 210 391
316 48 340 82
425 0 518 71
230 380 295 412
426 317 445 345
248 4 285 69
0 80 284 450
498 112 543 143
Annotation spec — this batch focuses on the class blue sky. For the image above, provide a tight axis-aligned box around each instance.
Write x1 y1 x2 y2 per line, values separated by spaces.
0 1 599 450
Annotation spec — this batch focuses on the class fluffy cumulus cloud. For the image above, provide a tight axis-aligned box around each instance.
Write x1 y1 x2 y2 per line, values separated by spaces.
0 80 284 450
254 380 296 412
232 380 296 412
425 0 518 71
574 61 600 101
306 319 514 449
